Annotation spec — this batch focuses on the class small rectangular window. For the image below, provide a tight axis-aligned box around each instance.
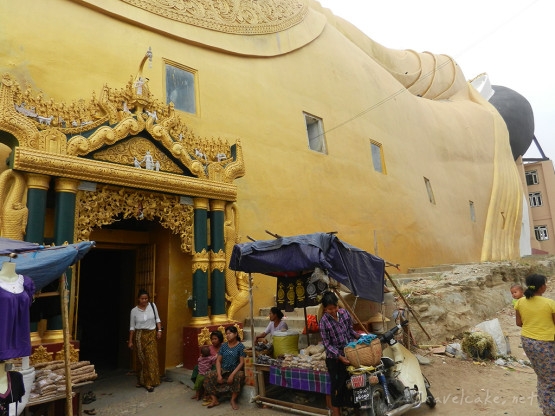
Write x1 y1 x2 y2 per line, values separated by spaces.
165 61 197 114
529 192 543 207
525 170 539 186
469 201 476 222
304 113 326 154
424 177 435 204
370 140 385 173
534 225 549 241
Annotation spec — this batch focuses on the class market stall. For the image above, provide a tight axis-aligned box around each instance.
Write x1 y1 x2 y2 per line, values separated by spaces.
0 237 95 416
229 232 385 415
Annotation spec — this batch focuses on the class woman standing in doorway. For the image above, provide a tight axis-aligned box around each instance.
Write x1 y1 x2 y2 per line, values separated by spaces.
515 274 555 415
128 289 162 392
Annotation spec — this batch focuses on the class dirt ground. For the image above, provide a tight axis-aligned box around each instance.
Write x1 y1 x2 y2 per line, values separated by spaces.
406 285 555 416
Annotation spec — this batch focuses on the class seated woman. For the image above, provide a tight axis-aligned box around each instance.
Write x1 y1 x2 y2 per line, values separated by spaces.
255 307 288 344
204 325 246 410
191 331 224 403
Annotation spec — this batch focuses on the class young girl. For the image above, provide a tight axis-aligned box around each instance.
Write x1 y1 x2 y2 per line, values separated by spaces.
204 326 246 410
515 274 555 415
192 346 217 400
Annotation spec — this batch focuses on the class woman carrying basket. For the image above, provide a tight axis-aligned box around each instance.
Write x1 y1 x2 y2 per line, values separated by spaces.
319 291 361 416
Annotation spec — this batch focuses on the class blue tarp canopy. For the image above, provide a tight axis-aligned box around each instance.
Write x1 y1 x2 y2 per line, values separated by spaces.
229 233 385 303
0 237 95 291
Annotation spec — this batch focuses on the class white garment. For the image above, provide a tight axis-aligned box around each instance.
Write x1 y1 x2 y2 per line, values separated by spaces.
0 275 24 294
264 320 288 336
129 303 161 331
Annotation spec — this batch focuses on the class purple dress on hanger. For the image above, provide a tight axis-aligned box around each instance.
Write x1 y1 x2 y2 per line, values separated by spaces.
0 275 35 360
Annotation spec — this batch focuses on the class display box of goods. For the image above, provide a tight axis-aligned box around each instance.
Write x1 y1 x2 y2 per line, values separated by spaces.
344 338 382 367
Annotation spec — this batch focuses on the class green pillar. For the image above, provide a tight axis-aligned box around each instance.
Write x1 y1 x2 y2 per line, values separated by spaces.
190 198 211 326
53 178 78 246
209 200 227 322
24 173 50 244
46 178 79 334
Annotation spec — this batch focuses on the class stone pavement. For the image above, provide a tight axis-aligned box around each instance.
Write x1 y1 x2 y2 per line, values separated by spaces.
79 367 280 416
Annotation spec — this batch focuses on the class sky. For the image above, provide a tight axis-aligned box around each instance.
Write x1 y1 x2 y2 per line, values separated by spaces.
317 0 553 160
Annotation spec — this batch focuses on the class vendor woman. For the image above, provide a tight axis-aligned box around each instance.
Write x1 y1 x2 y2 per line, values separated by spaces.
319 291 360 416
255 307 288 343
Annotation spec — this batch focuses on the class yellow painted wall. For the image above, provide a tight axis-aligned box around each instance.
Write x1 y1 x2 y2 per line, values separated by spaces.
0 0 524 364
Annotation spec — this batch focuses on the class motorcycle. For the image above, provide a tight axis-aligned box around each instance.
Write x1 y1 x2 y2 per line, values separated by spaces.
347 321 436 416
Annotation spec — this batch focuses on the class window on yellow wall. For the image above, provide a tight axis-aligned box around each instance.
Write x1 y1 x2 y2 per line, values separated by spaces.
535 225 549 241
424 177 435 204
370 140 385 173
165 60 197 114
303 112 326 154
469 201 476 222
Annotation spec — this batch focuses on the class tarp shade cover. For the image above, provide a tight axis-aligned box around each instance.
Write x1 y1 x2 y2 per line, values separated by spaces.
229 233 385 303
0 238 95 291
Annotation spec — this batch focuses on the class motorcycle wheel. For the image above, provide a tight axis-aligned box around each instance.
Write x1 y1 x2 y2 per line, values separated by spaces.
361 385 388 416
422 375 436 408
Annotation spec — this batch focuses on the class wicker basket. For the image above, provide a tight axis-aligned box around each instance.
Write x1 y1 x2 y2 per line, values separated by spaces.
344 338 382 367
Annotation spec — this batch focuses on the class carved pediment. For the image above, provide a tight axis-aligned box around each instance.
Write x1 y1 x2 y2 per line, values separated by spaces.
0 71 245 184
93 136 184 174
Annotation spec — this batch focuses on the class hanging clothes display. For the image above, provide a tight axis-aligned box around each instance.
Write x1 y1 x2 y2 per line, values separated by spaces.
0 370 25 416
276 275 327 312
0 274 35 361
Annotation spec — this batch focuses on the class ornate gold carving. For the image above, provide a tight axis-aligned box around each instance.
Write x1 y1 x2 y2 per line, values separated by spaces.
55 344 79 362
13 147 239 201
210 249 226 273
0 74 40 146
192 248 209 272
197 327 211 346
193 197 209 211
0 170 28 240
30 345 53 365
94 136 183 174
210 200 226 212
1 73 244 184
121 0 308 35
55 178 79 194
25 173 50 191
75 186 194 252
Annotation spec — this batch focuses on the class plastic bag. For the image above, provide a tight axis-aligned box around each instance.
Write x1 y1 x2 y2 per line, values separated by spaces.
473 318 508 356
302 314 319 334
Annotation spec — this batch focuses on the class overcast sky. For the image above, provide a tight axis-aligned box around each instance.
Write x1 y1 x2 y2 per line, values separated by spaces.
317 0 553 160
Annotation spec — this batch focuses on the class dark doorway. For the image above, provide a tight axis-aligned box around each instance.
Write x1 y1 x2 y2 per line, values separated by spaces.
77 248 136 370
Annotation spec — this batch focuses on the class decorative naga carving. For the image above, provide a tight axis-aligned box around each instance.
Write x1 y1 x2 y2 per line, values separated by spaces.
224 202 249 321
75 186 194 252
0 170 28 240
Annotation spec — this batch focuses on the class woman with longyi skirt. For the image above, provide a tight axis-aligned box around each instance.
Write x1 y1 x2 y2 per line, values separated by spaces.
515 274 555 415
128 289 163 392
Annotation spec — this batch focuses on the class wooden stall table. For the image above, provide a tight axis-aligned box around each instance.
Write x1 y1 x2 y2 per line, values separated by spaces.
23 381 92 416
254 364 331 415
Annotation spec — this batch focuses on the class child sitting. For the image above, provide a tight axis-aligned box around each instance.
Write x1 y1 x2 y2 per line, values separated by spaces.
510 283 524 307
192 346 217 400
